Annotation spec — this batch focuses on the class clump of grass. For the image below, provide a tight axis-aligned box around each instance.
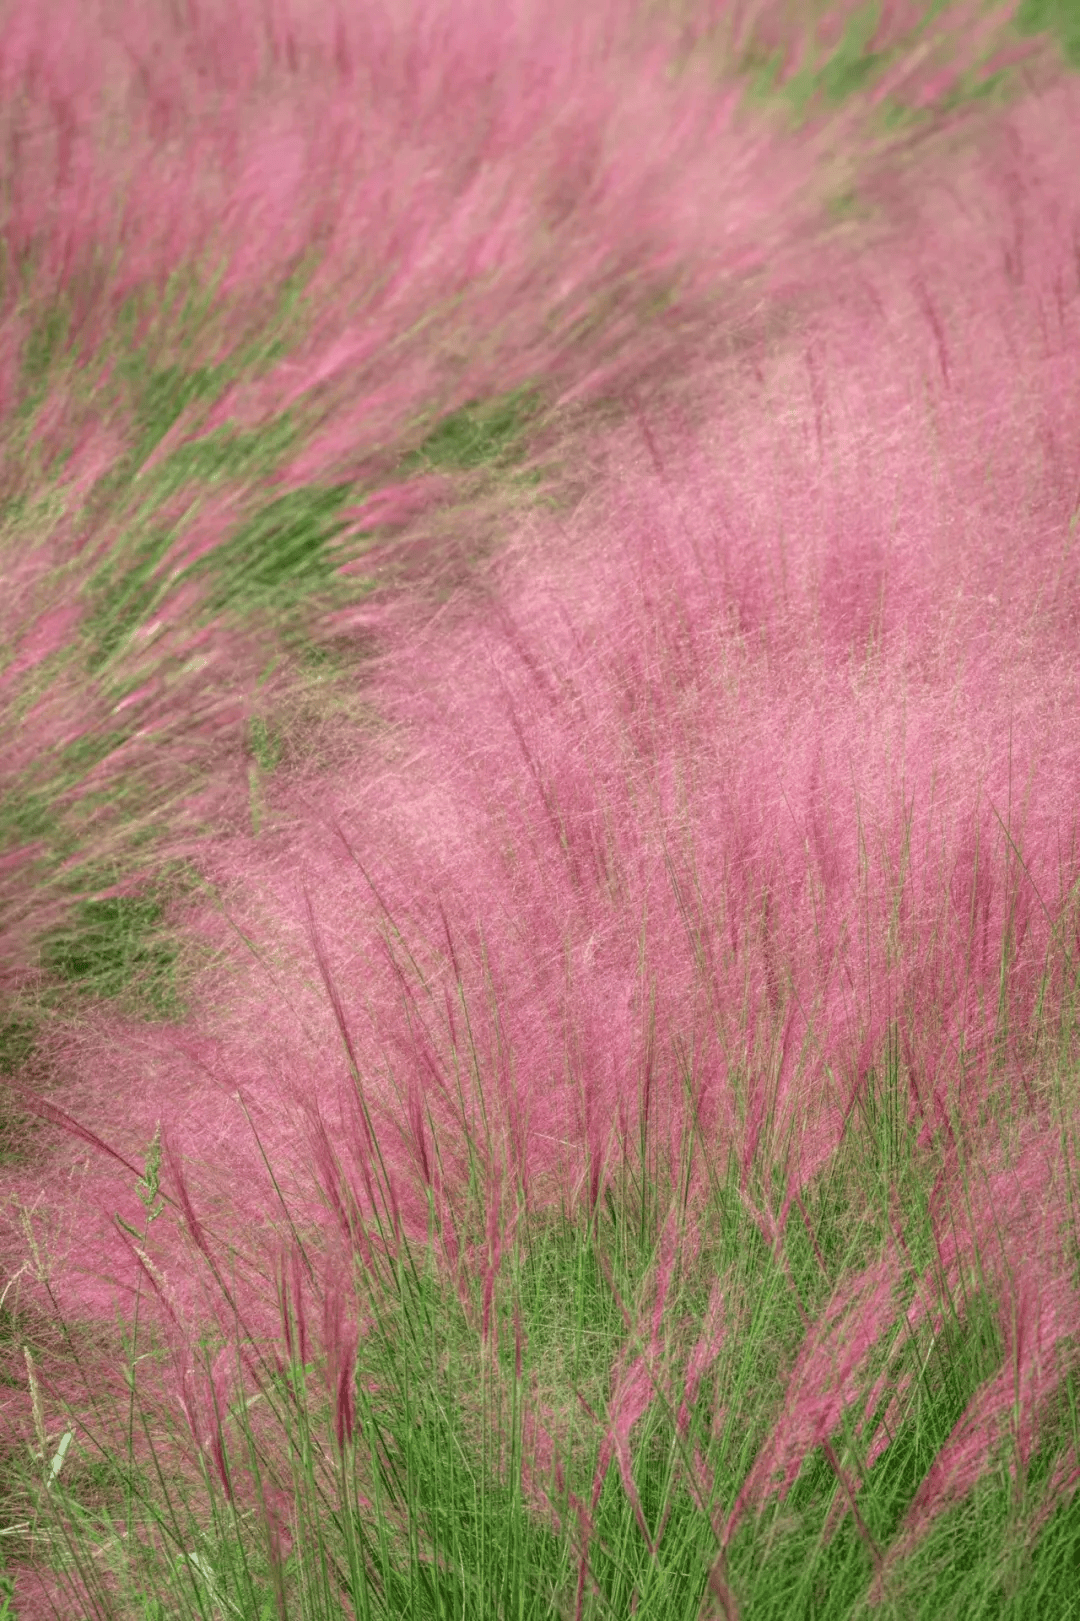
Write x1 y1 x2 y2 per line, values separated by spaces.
0 0 1050 1034
0 0 871 1026
4 3 1080 1619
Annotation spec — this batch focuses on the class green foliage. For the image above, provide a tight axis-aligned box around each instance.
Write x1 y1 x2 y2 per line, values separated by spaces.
146 416 299 495
38 893 181 1017
84 531 176 674
819 10 888 104
53 729 133 780
191 482 356 620
0 1551 14 1621
107 251 316 415
124 360 226 462
0 1015 35 1079
82 422 300 674
781 2 889 119
401 387 543 476
19 301 73 399
0 790 55 848
738 0 1034 125
113 357 295 481
0 1017 43 1166
1015 0 1080 66
248 715 285 774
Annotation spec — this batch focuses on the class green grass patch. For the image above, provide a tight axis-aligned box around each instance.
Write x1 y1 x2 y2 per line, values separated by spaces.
1015 0 1080 66
191 482 357 622
400 387 544 477
37 893 183 1019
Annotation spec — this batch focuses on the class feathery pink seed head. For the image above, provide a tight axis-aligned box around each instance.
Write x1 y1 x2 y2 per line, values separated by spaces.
163 1131 210 1259
335 1320 358 1452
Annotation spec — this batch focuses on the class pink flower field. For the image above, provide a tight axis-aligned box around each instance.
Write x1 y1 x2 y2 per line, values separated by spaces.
1 2 1080 1617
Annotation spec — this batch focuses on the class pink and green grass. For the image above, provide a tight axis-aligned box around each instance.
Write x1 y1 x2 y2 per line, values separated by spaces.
2 1 1080 1617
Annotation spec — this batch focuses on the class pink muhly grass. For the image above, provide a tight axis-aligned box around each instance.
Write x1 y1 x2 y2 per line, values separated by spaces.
721 1249 903 1547
668 1286 730 1552
861 1121 1080 1587
0 0 1050 1016
0 604 83 695
910 1268 1075 1514
0 522 285 989
1026 1454 1080 1544
260 1478 296 1597
676 1279 727 1451
481 1158 509 1351
275 1237 310 1371
588 1349 663 1557
4 46 1080 1615
1 0 1013 554
593 1208 683 1548
518 1201 700 1592
162 1127 212 1263
0 0 853 993
0 0 832 438
22 73 1080 1297
174 1342 236 1500
322 1270 360 1453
